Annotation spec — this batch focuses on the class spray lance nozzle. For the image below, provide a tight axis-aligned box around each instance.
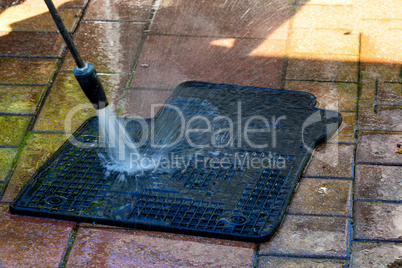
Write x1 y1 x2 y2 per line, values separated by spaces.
73 63 109 109
44 0 109 110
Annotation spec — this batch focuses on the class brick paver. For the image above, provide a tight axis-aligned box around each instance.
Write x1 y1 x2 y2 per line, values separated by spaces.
0 0 401 266
66 228 255 267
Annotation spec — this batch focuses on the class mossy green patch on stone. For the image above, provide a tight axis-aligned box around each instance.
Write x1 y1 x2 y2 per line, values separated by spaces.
0 116 30 146
0 85 45 114
0 58 57 84
1 132 68 202
34 73 96 132
0 148 18 182
285 80 358 112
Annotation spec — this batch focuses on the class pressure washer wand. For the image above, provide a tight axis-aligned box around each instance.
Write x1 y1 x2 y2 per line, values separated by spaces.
44 0 108 109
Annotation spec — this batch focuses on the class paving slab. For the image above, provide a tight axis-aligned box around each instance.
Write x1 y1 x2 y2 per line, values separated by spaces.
0 115 30 146
0 204 75 267
84 0 153 22
258 256 346 268
287 178 352 216
1 133 67 202
0 148 18 182
354 201 402 242
356 131 402 165
0 7 82 32
0 58 57 85
61 21 144 73
150 0 293 38
130 35 285 90
303 144 355 179
0 85 46 114
66 228 255 267
355 165 402 201
259 215 350 258
350 242 402 268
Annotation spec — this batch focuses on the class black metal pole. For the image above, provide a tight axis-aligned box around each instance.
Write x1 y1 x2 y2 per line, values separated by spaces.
44 0 85 68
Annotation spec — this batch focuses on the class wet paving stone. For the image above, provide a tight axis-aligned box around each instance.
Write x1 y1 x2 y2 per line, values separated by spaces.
285 81 358 112
356 131 402 165
292 5 356 30
258 256 347 267
350 242 402 268
0 32 64 57
360 62 402 84
1 133 67 202
355 165 402 201
131 35 285 90
34 72 126 132
0 85 45 114
287 178 352 216
286 57 358 82
0 7 82 32
120 89 172 118
359 77 377 100
0 0 87 8
0 205 75 267
289 29 359 58
295 0 353 5
0 58 57 84
61 21 144 73
354 201 402 242
0 148 18 182
360 29 402 68
379 83 402 105
335 112 356 143
303 144 355 178
358 101 402 131
84 0 153 21
34 72 96 132
66 228 255 267
356 0 402 20
0 115 30 146
150 0 293 38
259 215 349 258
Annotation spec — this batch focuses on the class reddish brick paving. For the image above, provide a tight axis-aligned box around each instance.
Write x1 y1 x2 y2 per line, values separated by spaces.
0 0 400 266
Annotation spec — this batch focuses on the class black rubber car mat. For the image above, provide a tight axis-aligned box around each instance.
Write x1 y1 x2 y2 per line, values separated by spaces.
11 81 342 242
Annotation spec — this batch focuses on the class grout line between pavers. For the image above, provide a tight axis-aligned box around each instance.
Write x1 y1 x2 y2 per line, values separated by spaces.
117 0 162 115
353 239 402 244
286 212 352 218
301 175 353 180
0 82 48 86
0 112 34 116
0 131 33 200
83 19 146 24
0 145 19 148
356 162 402 167
285 79 359 84
354 199 402 204
256 253 349 260
146 32 271 40
346 218 353 260
0 55 60 60
0 30 60 33
351 240 402 245
349 31 363 262
251 247 258 268
58 224 79 268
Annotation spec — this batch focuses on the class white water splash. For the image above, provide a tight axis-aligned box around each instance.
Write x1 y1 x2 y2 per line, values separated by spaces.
97 107 155 180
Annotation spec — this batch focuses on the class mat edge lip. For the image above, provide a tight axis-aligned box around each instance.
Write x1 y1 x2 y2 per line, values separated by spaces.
178 80 318 102
8 205 279 243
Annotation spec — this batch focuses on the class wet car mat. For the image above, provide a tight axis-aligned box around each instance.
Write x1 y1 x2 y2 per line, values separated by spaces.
11 81 342 242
